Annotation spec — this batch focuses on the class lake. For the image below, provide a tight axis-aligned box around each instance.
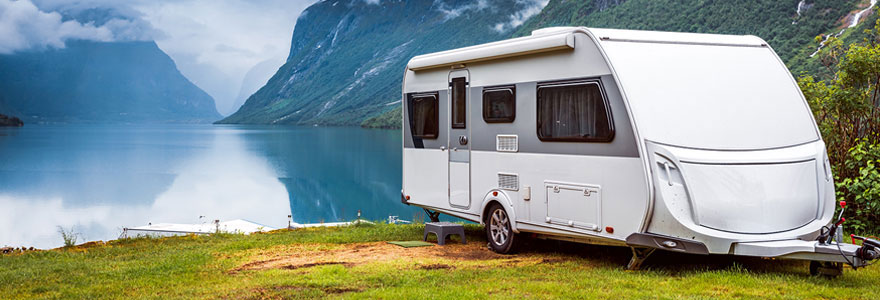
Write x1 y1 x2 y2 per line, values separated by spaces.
0 124 422 249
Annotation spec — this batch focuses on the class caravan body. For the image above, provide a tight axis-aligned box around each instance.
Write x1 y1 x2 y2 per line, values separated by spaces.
400 27 864 268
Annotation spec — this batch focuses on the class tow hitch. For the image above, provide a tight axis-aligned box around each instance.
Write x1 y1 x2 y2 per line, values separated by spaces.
812 201 879 275
852 235 880 263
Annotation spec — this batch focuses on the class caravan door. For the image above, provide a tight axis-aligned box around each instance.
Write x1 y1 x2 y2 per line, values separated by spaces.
448 70 470 209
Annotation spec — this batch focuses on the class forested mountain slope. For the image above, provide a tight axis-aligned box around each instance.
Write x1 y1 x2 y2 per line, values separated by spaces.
219 0 532 126
516 0 858 70
226 0 870 127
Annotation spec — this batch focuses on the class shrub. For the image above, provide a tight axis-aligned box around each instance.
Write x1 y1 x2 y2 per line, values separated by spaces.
800 13 880 233
58 226 79 248
836 141 880 233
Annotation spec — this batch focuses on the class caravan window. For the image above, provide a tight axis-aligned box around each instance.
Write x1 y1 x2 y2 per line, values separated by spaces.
451 77 467 128
537 81 614 142
409 93 439 139
482 86 515 123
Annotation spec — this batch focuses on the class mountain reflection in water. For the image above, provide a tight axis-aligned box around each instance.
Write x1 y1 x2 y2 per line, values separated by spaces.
0 124 415 248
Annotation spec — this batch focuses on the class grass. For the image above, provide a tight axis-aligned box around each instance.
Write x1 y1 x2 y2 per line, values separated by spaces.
1 223 879 299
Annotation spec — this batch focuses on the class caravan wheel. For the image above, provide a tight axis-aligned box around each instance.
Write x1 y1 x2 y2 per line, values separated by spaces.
485 203 520 254
809 261 843 277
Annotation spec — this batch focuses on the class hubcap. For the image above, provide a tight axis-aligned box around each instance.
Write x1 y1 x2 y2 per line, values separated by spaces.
489 208 510 246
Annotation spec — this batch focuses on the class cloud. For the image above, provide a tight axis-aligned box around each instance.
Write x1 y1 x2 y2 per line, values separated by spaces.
1 0 314 115
493 0 549 33
362 0 380 4
134 0 316 115
0 0 159 54
0 0 111 53
434 0 489 20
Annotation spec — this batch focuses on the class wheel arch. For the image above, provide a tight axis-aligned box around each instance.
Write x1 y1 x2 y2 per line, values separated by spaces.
479 189 520 234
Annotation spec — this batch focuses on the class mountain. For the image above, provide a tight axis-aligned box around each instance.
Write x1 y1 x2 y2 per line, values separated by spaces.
218 0 532 126
230 58 285 116
361 106 401 129
516 0 860 75
225 0 869 127
0 7 221 123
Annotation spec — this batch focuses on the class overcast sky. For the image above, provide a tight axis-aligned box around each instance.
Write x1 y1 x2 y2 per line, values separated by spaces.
135 0 316 115
2 0 549 115
1 0 316 115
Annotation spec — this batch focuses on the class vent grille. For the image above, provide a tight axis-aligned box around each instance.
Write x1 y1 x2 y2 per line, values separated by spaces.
498 173 519 191
496 135 518 152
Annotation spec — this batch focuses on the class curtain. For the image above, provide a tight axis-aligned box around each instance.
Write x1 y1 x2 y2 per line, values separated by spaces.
538 84 608 140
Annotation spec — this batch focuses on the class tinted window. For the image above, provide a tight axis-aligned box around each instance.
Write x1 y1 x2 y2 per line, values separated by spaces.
409 93 438 139
537 81 614 142
483 86 515 123
451 77 466 129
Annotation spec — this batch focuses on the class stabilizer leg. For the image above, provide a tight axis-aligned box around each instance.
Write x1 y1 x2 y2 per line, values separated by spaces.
627 247 656 270
424 209 440 222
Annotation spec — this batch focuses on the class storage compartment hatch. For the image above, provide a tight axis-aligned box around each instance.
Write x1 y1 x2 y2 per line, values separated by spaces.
545 182 601 231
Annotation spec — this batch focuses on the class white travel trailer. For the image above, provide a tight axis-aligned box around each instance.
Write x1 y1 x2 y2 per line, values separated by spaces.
400 27 880 274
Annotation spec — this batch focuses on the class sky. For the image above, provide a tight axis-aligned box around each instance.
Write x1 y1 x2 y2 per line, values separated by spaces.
134 0 317 115
1 0 549 116
1 0 316 116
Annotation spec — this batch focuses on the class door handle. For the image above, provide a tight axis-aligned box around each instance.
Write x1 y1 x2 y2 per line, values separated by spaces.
459 135 468 145
440 146 446 151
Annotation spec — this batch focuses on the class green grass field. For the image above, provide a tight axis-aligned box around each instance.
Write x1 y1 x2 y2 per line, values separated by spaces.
1 223 879 299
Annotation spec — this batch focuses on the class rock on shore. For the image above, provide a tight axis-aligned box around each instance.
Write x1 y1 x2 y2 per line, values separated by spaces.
0 114 23 127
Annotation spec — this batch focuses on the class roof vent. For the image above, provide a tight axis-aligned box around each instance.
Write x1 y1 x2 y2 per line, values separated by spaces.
531 26 577 36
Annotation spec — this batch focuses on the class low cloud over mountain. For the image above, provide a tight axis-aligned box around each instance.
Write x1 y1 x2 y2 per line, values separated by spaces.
0 0 158 54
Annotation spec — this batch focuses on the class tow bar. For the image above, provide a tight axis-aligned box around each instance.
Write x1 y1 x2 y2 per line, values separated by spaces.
813 201 879 275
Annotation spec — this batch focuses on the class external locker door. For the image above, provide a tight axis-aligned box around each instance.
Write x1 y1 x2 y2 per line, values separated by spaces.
545 181 602 232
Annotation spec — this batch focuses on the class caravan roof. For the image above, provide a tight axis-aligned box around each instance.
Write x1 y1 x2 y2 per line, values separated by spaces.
406 27 819 150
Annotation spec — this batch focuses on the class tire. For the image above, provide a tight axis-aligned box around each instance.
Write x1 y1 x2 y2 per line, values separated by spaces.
485 203 521 254
810 261 843 277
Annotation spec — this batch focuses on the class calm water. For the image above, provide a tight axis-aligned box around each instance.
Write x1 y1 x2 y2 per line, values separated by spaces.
0 124 421 248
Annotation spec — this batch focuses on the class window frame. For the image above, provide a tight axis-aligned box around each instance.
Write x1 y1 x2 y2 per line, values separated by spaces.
450 77 467 129
482 85 516 123
408 92 440 139
536 79 615 143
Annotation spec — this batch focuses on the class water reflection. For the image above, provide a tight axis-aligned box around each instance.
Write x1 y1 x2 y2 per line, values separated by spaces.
0 124 413 249
232 126 407 223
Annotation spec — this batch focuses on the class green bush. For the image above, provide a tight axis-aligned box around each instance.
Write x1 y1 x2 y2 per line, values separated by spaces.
800 13 880 233
836 141 880 233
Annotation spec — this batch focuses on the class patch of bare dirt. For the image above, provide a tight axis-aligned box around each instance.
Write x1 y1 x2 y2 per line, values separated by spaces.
323 287 362 294
539 257 570 264
281 261 352 270
419 263 454 270
230 242 516 273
